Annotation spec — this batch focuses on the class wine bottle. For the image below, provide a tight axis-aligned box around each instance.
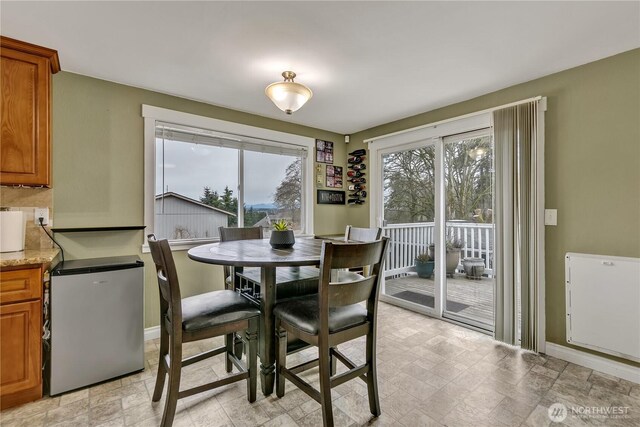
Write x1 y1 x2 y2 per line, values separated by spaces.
347 170 365 177
347 156 365 164
348 184 365 191
350 190 367 197
347 198 365 205
349 177 366 184
348 149 366 157
348 163 366 170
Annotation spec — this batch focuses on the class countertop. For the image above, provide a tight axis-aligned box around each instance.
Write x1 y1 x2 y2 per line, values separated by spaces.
0 248 60 268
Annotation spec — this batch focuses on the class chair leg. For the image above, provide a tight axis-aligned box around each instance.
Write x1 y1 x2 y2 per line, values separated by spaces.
160 338 182 427
329 347 337 376
246 317 258 403
152 326 169 402
234 332 244 358
225 333 234 373
318 345 334 427
365 329 381 417
275 319 287 398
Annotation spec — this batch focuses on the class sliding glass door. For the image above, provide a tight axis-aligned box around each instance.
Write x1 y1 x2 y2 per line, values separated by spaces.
443 133 495 330
380 142 438 314
376 130 495 332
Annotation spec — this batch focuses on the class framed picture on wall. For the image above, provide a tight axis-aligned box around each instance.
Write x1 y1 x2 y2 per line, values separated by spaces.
326 165 343 188
317 190 345 205
316 139 334 164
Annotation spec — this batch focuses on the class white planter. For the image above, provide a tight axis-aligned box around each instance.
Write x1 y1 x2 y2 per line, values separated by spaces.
462 257 485 279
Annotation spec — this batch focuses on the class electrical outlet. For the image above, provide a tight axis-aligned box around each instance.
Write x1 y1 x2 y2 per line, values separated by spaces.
34 207 50 225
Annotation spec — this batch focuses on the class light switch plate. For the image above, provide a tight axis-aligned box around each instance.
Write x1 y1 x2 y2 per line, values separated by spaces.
545 209 557 226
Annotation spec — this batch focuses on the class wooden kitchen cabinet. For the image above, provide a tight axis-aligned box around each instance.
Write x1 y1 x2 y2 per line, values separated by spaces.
0 36 60 187
0 265 43 410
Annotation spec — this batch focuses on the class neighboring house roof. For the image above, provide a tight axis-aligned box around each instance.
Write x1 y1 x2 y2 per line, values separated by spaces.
155 192 236 217
252 214 292 228
252 214 271 228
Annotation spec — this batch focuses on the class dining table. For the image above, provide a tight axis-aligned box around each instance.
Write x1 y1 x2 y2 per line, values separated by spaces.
187 236 325 395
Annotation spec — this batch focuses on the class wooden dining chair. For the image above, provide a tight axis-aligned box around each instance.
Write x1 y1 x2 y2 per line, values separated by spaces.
344 225 383 276
344 225 382 242
273 238 390 427
147 235 260 427
218 226 263 292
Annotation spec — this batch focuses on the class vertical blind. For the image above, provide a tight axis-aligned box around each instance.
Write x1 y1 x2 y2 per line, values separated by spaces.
493 100 543 352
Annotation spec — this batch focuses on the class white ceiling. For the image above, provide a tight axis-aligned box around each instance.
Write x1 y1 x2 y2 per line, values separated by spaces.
2 1 639 134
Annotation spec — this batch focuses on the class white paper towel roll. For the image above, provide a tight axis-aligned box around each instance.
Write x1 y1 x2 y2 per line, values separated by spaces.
0 211 25 253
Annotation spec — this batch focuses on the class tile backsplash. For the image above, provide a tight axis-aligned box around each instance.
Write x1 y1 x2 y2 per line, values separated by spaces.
0 186 54 250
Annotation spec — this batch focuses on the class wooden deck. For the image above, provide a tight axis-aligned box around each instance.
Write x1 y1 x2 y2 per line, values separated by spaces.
384 272 495 325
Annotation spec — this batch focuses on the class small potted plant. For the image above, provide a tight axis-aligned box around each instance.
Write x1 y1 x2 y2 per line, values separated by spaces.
445 237 464 277
269 219 295 249
415 252 435 278
428 237 465 277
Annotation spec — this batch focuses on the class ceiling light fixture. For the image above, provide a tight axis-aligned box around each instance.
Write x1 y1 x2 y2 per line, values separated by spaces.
265 71 313 115
468 147 488 161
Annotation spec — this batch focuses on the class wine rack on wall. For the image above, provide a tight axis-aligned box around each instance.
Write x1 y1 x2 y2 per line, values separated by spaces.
347 149 366 205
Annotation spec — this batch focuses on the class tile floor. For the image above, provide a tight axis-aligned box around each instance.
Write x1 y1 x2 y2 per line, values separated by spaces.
1 302 639 426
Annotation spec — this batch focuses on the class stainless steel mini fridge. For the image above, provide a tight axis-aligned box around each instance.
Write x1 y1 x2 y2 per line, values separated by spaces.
49 256 144 395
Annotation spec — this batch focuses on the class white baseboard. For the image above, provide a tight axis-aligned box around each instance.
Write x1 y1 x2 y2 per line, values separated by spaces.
144 325 160 341
545 342 640 384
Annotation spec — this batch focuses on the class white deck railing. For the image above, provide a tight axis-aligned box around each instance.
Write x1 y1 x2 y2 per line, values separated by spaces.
383 222 494 275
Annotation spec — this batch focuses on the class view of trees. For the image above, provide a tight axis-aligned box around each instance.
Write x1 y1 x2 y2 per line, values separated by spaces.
244 207 268 227
199 185 267 227
444 136 493 222
197 137 490 230
384 146 437 223
199 157 301 228
273 158 302 227
383 136 493 224
201 186 237 213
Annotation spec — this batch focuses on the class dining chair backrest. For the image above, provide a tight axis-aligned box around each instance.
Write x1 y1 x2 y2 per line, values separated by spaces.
344 226 383 277
219 226 263 242
147 234 182 329
218 227 264 291
344 225 382 242
318 238 389 312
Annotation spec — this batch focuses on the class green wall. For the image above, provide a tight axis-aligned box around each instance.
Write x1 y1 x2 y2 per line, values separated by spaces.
350 49 640 365
51 72 347 328
52 50 640 366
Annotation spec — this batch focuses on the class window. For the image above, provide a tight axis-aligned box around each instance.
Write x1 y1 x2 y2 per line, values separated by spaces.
143 106 314 249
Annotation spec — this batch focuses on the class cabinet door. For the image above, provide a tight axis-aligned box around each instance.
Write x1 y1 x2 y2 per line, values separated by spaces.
0 300 42 397
0 48 51 186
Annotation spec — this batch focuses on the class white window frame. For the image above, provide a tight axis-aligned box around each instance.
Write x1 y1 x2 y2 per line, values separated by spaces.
142 105 315 251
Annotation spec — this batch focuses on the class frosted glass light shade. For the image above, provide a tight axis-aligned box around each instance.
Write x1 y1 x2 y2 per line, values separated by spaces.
265 71 313 115
468 147 488 160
